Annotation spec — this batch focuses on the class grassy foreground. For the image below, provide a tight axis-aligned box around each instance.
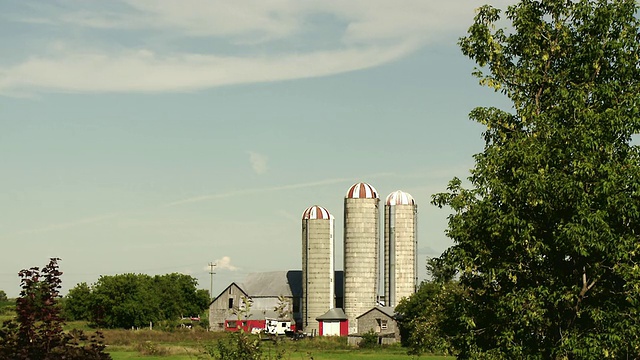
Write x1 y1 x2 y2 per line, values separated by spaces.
1 310 451 360
97 328 452 360
108 351 449 360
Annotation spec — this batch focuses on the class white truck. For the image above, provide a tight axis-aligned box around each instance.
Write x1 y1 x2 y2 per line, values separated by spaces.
265 318 292 335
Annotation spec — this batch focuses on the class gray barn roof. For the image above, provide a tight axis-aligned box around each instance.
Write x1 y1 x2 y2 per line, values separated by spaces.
240 271 301 297
238 270 344 298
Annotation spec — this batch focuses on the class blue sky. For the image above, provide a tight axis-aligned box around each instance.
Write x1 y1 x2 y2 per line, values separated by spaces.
0 0 514 298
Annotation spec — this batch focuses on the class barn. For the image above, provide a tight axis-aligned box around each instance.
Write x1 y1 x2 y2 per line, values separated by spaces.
209 271 302 331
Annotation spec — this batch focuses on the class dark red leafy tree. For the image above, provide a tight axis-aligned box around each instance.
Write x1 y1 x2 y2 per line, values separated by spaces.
0 258 111 359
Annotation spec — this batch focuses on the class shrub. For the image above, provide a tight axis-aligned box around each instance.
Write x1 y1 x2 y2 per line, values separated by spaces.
136 341 170 356
358 330 379 349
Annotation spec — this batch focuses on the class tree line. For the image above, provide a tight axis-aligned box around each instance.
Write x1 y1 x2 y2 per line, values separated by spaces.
397 0 640 359
64 273 210 329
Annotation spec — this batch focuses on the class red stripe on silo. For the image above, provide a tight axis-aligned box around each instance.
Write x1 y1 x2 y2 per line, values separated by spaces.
347 184 355 198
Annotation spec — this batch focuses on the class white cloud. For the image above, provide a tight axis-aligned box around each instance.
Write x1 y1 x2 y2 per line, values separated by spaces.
0 0 516 95
0 43 413 95
210 256 238 271
247 151 268 175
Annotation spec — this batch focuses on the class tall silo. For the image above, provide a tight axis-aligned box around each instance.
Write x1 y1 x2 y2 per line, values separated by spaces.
343 182 379 334
302 205 334 335
384 190 417 307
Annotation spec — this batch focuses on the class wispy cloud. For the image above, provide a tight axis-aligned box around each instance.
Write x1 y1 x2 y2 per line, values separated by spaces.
163 177 356 207
5 171 418 236
247 151 268 175
12 212 126 235
0 0 516 95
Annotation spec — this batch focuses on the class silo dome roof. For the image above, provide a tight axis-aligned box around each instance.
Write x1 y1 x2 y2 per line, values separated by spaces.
302 205 331 220
346 182 379 199
386 190 415 205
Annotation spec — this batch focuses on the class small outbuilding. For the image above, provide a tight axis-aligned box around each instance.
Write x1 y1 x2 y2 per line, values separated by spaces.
348 306 400 345
316 308 348 336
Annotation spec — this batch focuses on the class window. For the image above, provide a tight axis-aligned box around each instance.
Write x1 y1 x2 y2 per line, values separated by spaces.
228 298 234 309
227 321 237 328
381 320 388 330
242 321 247 327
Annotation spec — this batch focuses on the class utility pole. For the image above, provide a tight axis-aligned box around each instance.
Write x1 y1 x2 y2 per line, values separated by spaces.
208 262 217 300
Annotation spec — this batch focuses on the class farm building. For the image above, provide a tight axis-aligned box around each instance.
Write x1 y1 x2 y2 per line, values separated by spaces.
208 271 300 331
209 182 417 338
209 270 344 332
316 308 348 336
348 306 401 345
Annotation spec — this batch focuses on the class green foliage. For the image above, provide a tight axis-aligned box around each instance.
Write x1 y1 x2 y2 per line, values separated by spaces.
426 255 458 284
273 295 293 320
396 280 461 356
358 330 379 349
64 282 93 321
0 294 14 318
0 290 7 302
396 255 463 355
432 0 640 358
0 258 110 359
64 273 209 329
203 332 264 360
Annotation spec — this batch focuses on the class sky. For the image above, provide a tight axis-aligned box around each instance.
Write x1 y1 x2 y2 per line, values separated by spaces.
0 0 515 298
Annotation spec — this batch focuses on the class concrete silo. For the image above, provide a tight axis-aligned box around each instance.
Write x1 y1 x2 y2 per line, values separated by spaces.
302 205 334 335
384 190 417 307
343 182 379 334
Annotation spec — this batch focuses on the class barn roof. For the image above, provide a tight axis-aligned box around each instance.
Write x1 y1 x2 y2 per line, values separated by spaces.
240 271 302 297
238 270 344 298
212 270 345 303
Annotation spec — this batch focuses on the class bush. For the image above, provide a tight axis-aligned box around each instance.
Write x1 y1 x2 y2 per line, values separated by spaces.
136 341 170 356
358 330 379 349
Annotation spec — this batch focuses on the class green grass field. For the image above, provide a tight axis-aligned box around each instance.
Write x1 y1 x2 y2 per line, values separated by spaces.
103 334 453 360
0 312 452 360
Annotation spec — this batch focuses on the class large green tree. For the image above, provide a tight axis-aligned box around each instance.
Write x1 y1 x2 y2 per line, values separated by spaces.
396 256 461 355
65 273 209 328
64 282 93 321
432 0 640 358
